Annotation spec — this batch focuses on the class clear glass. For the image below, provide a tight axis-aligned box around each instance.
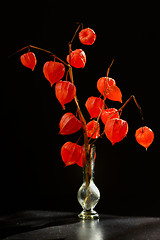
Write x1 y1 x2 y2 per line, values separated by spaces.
77 145 100 220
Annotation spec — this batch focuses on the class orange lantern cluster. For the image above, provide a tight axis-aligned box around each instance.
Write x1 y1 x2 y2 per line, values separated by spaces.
19 25 154 168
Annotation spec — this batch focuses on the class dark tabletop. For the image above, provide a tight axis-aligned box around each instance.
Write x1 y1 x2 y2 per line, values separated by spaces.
0 210 160 240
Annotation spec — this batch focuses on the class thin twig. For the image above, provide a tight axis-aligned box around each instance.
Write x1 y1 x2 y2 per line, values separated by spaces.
9 45 70 67
118 95 144 121
69 23 83 45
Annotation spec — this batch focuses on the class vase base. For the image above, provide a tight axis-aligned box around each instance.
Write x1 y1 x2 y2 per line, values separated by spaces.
78 209 99 220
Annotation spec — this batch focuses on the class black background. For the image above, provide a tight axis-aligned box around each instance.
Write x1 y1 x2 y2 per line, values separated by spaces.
2 1 160 216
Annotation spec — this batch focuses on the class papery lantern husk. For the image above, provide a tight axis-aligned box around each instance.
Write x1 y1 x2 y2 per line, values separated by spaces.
66 49 86 68
101 108 120 125
97 77 116 95
97 77 122 103
43 61 65 86
86 120 100 139
79 28 96 45
20 52 37 71
105 118 128 145
105 85 122 103
59 112 82 135
85 97 103 119
135 126 154 150
55 81 76 109
61 142 83 167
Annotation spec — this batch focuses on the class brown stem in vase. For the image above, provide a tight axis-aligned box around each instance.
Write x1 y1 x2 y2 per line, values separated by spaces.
68 25 91 187
68 60 91 188
69 43 90 187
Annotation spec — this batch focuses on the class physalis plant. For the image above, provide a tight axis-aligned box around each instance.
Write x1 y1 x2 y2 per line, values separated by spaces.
17 24 154 167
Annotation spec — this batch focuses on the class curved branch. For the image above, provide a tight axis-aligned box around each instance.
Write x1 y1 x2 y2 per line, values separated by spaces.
9 45 70 67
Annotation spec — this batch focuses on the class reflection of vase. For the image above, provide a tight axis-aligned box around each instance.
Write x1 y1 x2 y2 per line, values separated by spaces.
77 144 100 219
77 220 103 240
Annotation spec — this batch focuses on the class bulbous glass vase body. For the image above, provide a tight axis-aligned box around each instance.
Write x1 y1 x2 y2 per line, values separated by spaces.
77 145 100 220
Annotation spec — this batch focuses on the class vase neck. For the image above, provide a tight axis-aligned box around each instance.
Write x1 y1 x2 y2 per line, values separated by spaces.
83 144 96 186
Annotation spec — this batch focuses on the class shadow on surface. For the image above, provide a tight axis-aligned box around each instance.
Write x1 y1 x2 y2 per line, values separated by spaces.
0 210 78 239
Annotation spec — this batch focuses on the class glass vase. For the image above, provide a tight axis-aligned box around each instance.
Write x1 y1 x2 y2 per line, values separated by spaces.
77 144 100 220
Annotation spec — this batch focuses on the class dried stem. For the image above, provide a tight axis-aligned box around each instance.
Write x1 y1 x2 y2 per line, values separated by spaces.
68 35 90 171
9 45 70 67
118 95 144 122
69 23 83 45
68 24 92 187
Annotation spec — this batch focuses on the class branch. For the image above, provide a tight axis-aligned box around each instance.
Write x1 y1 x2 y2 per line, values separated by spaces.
69 23 83 45
68 38 89 158
9 45 70 67
118 95 144 121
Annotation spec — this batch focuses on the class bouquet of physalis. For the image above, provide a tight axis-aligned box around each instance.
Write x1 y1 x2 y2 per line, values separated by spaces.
11 23 154 169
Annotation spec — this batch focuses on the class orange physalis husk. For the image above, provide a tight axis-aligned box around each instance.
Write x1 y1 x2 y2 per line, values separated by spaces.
86 120 100 139
43 61 65 86
105 118 128 145
66 49 86 68
61 142 83 167
101 108 120 125
59 112 82 135
135 126 154 150
79 28 96 45
97 77 116 95
20 52 37 71
85 96 103 118
97 77 122 102
105 85 122 103
55 80 76 109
